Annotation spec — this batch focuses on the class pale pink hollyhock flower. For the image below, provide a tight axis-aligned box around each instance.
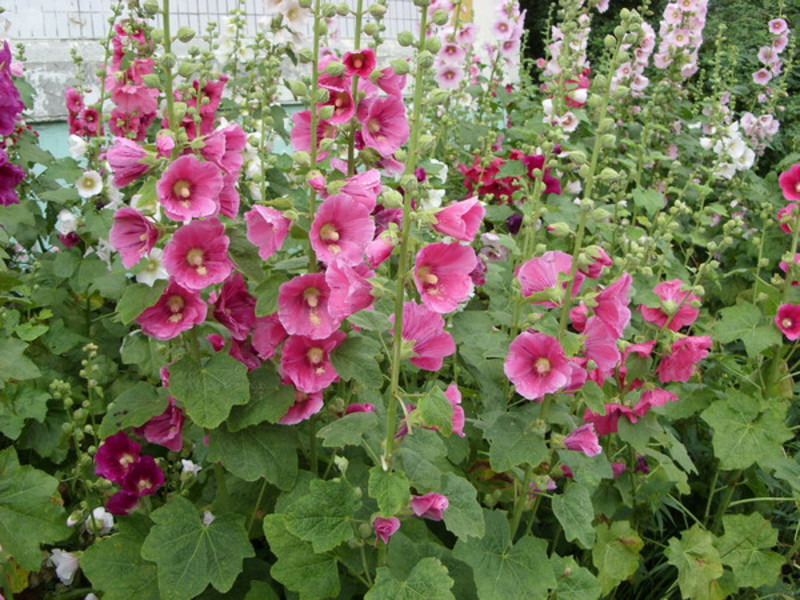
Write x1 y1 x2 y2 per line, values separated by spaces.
163 218 232 291
775 303 800 340
326 262 374 319
373 517 400 545
361 96 409 157
107 137 149 188
594 273 632 337
279 388 324 425
338 169 382 212
136 280 207 340
563 423 602 456
438 41 466 64
633 388 678 418
769 18 788 35
366 230 397 268
134 397 184 452
773 34 788 53
252 314 288 360
433 197 485 242
278 273 341 339
753 68 773 85
434 64 465 90
444 384 465 437
639 279 700 331
779 164 800 202
517 251 584 309
290 110 336 153
343 47 376 78
410 493 448 521
582 318 621 373
157 155 223 221
583 403 635 435
595 0 610 12
245 206 291 260
280 331 345 393
213 273 256 340
656 335 712 383
504 331 571 401
310 195 375 266
414 242 477 314
758 46 777 65
392 302 455 372
109 207 159 269
457 23 477 45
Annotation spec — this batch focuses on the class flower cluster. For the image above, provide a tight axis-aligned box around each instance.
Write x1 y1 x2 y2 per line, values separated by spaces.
653 0 709 79
752 18 790 87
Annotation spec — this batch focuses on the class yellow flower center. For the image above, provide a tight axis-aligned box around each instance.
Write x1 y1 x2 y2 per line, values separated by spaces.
307 347 324 365
303 287 320 308
186 248 207 276
173 180 192 205
535 357 551 375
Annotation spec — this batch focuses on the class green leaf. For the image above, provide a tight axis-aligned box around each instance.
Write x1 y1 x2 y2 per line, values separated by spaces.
592 521 644 594
550 555 602 600
495 160 526 178
701 391 791 470
441 472 485 541
418 387 454 436
366 557 455 600
0 447 69 570
263 513 340 600
552 483 595 547
632 188 664 217
208 422 298 490
227 226 266 284
484 412 549 472
330 333 383 387
317 411 379 447
717 513 783 589
665 525 723 600
283 478 361 553
348 309 390 331
369 467 410 517
81 515 159 600
244 581 280 600
395 430 450 490
254 272 288 317
170 353 250 428
141 496 255 600
454 510 555 600
98 382 168 439
227 368 296 430
40 187 79 204
0 385 49 439
715 303 781 357
15 322 48 342
0 337 41 381
116 281 168 324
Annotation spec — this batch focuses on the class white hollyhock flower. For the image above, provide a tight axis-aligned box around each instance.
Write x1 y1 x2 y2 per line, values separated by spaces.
84 507 114 535
55 209 78 235
76 170 103 199
68 135 88 159
136 248 168 286
181 459 202 476
50 549 80 585
202 511 216 526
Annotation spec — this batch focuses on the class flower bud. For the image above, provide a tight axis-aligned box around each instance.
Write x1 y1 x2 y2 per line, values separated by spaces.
288 80 308 98
363 23 378 36
397 31 415 47
425 36 442 54
390 59 410 75
369 3 387 17
318 105 335 120
335 3 350 16
432 9 449 26
325 61 345 76
176 26 195 43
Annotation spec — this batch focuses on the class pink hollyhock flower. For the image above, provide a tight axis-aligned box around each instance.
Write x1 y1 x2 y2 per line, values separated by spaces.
290 110 336 153
361 96 409 157
775 303 800 340
434 63 465 90
207 333 226 351
326 262 375 319
517 251 584 308
779 164 800 202
594 273 632 337
656 335 712 383
95 432 141 484
278 273 342 339
778 203 799 234
218 175 240 220
504 331 571 401
753 68 773 85
310 195 375 266
106 491 139 516
583 403 635 435
280 331 346 393
563 424 602 457
134 397 184 452
325 89 357 125
373 517 400 545
107 137 149 187
163 218 232 291
252 314 288 360
392 302 455 371
200 124 247 175
633 388 678 418
343 48 376 78
444 384 466 437
582 317 621 373
213 273 256 340
157 155 223 221
580 247 613 278
245 206 291 260
346 402 375 414
410 493 448 521
570 303 589 332
366 230 397 268
120 455 165 497
639 279 700 331
414 242 477 314
433 197 485 242
136 280 208 340
109 207 159 269
769 18 788 35
338 169 382 212
156 134 175 158
279 388 324 425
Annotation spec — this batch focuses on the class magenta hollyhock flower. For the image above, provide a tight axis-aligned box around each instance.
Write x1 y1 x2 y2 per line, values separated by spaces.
414 242 477 314
290 110 337 153
107 138 149 188
95 431 141 485
343 48 377 78
504 331 571 401
156 155 223 221
580 247 613 278
230 339 262 371
134 397 184 452
346 402 375 414
120 455 165 497
517 251 584 308
207 333 226 351
594 273 632 337
392 302 455 372
218 175 240 220
0 148 24 206
373 517 400 545
410 493 448 521
326 262 375 320
162 218 232 291
200 124 247 175
339 169 382 212
136 280 208 340
633 388 678 418
244 205 291 260
444 384 466 437
433 197 485 242
563 424 602 457
639 279 700 331
109 207 159 269
779 164 800 202
252 314 288 360
0 42 24 136
583 403 636 435
656 336 712 383
778 203 799 234
278 273 342 339
775 303 800 340
280 331 346 393
213 273 256 340
582 318 621 374
278 388 324 425
106 491 139 516
310 195 375 266
361 96 409 157
570 303 589 332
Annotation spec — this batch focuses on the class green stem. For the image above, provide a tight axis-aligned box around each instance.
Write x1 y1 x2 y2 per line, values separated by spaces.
305 0 323 272
247 479 268 533
510 397 552 537
702 465 719 525
345 0 364 175
309 414 318 475
711 469 741 534
162 0 177 140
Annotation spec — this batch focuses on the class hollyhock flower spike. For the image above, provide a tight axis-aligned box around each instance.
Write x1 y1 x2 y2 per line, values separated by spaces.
411 493 448 521
278 273 341 339
775 303 800 340
392 302 455 372
656 335 712 383
640 279 700 331
94 431 141 484
433 197 485 242
109 207 159 268
245 205 291 260
280 331 346 393
163 218 232 291
156 155 223 221
136 280 208 340
0 42 24 136
373 517 400 545
563 424 602 457
504 331 571 401
779 164 800 202
279 388 324 425
414 242 477 314
310 195 375 266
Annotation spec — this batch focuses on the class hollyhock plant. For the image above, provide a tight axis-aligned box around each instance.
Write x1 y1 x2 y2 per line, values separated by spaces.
136 280 208 340
120 455 165 497
432 197 485 242
156 155 223 221
640 279 700 331
392 302 455 372
280 331 346 393
278 273 341 339
410 493 448 521
656 336 712 383
504 331 572 401
779 164 800 202
414 242 477 314
517 251 584 308
94 431 141 484
278 388 324 425
310 195 375 266
775 303 800 340
360 95 409 157
373 517 400 545
245 205 291 260
213 273 256 340
134 398 184 452
563 424 602 457
163 218 232 291
252 314 288 360
109 207 159 268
